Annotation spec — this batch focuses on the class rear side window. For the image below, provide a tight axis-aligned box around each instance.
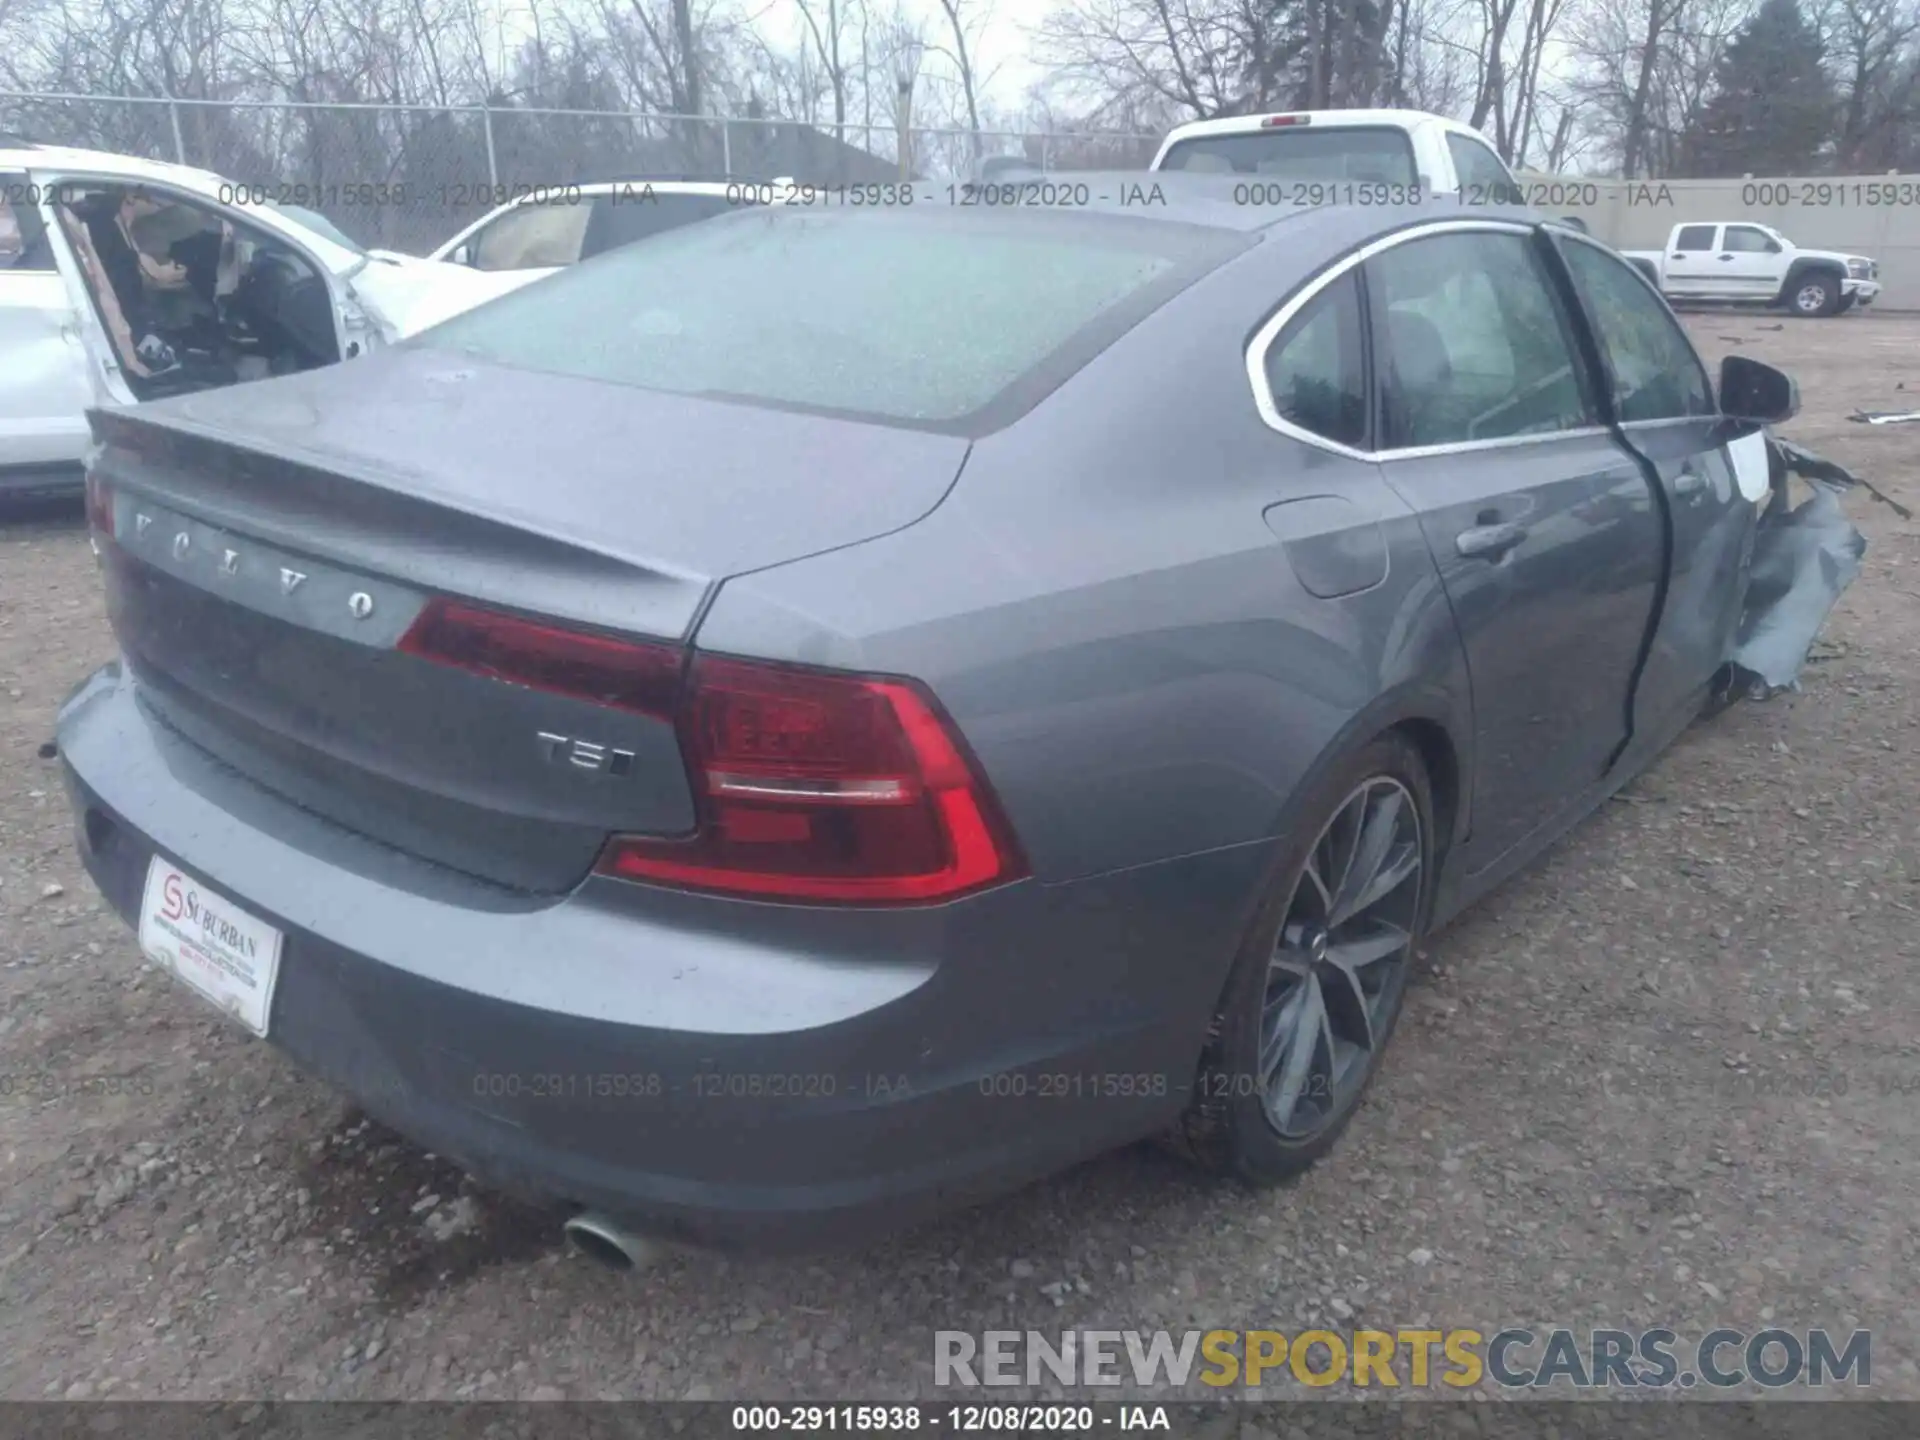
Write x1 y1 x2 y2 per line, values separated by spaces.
471 198 592 270
1263 272 1366 448
0 174 51 269
1369 231 1594 449
581 192 733 260
1673 225 1716 252
1445 134 1520 201
1560 239 1714 423
418 209 1237 427
1158 128 1417 186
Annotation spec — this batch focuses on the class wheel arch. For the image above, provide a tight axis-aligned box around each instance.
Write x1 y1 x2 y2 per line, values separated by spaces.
1387 715 1462 877
1259 689 1473 901
1776 258 1843 305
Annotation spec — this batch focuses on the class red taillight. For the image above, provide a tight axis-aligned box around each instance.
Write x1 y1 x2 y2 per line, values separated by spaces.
396 596 1025 906
599 654 1025 905
84 473 114 537
397 598 683 718
1261 114 1311 127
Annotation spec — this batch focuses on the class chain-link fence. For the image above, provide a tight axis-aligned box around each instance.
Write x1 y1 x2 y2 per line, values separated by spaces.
0 91 1161 253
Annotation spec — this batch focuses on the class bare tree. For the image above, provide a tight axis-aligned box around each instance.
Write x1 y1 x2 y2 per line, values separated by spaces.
794 0 862 142
1821 0 1920 165
1032 0 1273 119
930 0 991 163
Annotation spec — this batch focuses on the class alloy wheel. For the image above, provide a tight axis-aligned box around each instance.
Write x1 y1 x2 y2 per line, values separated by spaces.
1795 284 1828 314
1256 777 1422 1140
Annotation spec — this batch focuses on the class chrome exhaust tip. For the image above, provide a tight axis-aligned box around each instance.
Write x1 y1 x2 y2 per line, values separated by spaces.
562 1211 663 1273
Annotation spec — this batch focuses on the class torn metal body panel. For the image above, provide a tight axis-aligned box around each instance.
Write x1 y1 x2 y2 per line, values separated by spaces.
1725 435 1872 693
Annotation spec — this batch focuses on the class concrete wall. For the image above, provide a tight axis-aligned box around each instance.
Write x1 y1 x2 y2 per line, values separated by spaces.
1517 173 1920 310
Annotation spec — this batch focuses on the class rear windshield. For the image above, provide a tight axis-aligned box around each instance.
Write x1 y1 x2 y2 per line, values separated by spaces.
268 200 365 253
1158 127 1419 185
412 208 1238 428
583 191 734 257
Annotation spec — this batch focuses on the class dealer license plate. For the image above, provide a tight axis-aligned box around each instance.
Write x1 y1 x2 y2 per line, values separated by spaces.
137 858 283 1036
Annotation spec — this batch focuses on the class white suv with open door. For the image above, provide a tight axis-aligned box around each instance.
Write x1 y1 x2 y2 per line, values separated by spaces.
0 145 540 501
1150 109 1523 202
428 178 787 281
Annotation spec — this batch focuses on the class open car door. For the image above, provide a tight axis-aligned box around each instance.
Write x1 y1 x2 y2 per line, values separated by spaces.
29 164 382 407
33 185 143 411
0 177 97 481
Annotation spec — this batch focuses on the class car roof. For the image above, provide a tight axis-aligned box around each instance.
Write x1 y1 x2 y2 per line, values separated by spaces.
938 170 1532 234
566 178 769 196
1162 109 1477 142
0 144 234 199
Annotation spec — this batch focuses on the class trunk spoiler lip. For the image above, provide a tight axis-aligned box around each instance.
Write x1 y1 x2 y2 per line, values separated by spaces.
84 403 719 643
85 401 712 590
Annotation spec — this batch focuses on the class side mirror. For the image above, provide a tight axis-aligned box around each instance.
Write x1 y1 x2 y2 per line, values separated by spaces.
1719 354 1799 426
449 243 473 266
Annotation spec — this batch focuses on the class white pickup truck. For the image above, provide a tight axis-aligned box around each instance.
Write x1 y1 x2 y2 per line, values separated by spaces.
1621 222 1881 318
1149 109 1526 203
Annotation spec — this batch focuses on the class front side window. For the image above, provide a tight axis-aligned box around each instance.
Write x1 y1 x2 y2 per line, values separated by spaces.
1673 225 1716 252
266 201 364 254
1369 231 1593 449
1561 238 1714 423
1723 225 1778 254
1263 271 1366 448
1444 134 1520 201
471 198 592 270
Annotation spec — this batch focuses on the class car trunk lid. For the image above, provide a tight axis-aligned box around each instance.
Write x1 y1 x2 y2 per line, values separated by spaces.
85 349 971 892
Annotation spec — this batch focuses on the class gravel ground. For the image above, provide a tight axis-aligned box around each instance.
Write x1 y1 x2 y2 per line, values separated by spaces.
1 313 1916 1405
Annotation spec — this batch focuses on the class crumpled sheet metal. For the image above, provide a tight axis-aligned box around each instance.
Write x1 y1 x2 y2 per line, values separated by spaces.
1725 436 1870 691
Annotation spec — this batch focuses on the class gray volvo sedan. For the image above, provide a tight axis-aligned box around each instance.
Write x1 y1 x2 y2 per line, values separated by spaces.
58 185 1797 1258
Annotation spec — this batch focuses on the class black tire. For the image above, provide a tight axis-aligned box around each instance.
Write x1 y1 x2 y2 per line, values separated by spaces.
1172 733 1434 1185
1699 663 1741 720
1836 293 1857 314
1787 272 1841 317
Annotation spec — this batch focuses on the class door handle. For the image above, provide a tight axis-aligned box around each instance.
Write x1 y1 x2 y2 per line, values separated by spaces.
1455 521 1529 559
1673 467 1706 496
1719 254 1736 261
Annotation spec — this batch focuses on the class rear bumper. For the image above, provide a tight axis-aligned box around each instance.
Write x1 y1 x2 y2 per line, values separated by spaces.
58 663 1263 1250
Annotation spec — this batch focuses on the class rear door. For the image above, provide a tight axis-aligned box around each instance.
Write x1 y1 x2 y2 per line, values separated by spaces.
1663 224 1724 300
1554 230 1755 738
1365 224 1662 871
451 194 591 276
0 173 95 470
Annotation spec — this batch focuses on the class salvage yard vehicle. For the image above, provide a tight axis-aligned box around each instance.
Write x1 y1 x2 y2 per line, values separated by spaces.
1621 221 1881 317
0 145 540 501
58 185 1855 1260
427 176 792 280
1150 109 1521 202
